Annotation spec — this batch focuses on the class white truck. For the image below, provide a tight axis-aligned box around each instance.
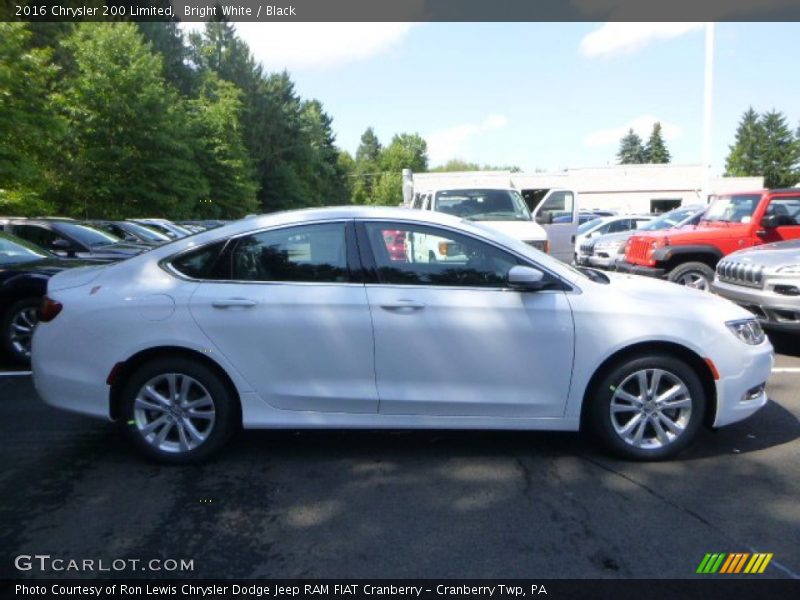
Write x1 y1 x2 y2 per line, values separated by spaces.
402 170 579 263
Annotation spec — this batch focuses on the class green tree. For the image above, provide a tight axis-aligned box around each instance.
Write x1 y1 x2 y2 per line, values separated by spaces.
429 159 521 172
369 133 428 206
187 72 258 218
55 23 203 218
355 127 382 164
352 127 383 204
0 23 62 214
725 107 763 177
758 110 800 188
644 122 671 163
617 128 646 164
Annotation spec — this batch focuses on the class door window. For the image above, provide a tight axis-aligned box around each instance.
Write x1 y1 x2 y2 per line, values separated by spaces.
11 225 64 248
231 223 349 283
364 223 519 288
764 197 800 225
538 191 575 223
607 219 631 233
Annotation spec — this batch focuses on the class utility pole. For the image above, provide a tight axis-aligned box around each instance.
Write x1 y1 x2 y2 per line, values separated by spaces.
701 22 715 204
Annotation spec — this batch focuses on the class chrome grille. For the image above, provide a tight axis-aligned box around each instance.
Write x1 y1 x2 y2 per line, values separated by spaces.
579 242 593 255
716 260 764 288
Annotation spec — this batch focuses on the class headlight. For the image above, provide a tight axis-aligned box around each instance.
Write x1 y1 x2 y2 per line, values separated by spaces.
776 264 800 274
726 319 766 345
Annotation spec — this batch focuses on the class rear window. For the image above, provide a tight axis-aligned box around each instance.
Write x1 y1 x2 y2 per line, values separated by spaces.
169 241 227 279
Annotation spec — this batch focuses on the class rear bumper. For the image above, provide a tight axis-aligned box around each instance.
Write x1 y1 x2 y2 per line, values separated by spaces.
614 260 665 278
712 279 800 332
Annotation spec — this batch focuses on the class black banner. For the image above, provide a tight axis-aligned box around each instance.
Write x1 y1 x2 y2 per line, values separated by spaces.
5 0 800 22
2 580 799 600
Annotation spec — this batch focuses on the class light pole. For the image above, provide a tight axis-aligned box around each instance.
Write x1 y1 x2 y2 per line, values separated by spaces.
701 22 715 204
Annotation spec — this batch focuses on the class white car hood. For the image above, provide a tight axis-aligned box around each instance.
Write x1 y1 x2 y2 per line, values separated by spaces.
474 219 547 242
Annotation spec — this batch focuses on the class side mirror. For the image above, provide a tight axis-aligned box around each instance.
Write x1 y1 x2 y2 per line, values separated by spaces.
50 238 75 256
761 214 790 228
535 213 553 225
508 265 547 291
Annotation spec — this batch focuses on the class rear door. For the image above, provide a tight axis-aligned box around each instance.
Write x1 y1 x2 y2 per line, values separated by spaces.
187 220 378 414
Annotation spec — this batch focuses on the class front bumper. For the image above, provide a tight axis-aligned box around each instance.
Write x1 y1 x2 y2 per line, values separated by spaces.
587 254 618 270
712 279 800 332
712 339 773 428
614 260 665 278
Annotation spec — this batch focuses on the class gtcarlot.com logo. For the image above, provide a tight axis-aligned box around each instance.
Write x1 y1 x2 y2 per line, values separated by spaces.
696 552 773 574
14 554 194 573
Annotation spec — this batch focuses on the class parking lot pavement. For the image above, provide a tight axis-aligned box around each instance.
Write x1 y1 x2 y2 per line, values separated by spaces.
0 336 798 580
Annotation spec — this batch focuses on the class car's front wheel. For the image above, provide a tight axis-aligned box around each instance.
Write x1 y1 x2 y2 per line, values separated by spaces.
588 354 706 460
668 261 715 291
121 357 238 464
2 297 40 364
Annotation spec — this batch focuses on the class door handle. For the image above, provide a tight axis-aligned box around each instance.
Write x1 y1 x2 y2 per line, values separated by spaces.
211 298 257 308
380 299 425 312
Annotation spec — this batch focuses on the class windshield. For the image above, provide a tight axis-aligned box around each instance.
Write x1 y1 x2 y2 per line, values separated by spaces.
122 222 171 242
577 217 603 234
639 207 700 231
434 189 532 222
703 194 762 223
0 233 50 265
57 223 121 247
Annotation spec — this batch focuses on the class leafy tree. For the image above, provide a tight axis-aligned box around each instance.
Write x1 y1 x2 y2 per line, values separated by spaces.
369 133 428 206
186 72 258 218
0 23 61 215
137 20 197 96
617 128 646 164
429 159 521 172
55 23 203 218
356 127 382 164
725 108 763 178
758 110 800 188
352 127 383 204
644 122 671 163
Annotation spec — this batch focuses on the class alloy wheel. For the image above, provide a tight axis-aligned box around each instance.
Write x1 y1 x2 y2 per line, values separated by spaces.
676 272 710 290
133 373 216 454
609 368 693 450
10 305 38 359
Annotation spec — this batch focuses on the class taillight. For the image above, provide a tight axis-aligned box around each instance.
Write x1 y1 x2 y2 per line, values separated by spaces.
39 297 63 322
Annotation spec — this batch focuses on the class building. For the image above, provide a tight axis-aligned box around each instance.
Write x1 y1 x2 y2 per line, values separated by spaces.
406 164 763 214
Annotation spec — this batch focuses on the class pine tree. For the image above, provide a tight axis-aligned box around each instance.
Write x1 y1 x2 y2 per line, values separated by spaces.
356 127 382 163
353 127 383 204
644 122 671 163
725 107 763 177
617 129 646 164
56 23 203 218
758 110 800 188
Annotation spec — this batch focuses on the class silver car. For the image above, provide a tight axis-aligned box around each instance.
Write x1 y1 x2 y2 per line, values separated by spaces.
713 239 800 332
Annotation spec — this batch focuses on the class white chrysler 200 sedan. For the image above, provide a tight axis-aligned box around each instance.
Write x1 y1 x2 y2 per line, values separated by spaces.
32 207 773 463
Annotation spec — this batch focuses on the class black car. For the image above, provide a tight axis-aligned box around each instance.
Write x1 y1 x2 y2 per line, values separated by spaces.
1 219 149 260
86 220 172 246
0 232 101 364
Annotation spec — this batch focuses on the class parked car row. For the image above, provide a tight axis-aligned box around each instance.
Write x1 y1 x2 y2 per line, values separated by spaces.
0 216 222 363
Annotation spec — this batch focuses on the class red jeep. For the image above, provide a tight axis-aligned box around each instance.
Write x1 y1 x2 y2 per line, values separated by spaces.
617 189 800 289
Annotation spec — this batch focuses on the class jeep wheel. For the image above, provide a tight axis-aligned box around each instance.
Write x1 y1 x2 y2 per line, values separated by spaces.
668 261 715 291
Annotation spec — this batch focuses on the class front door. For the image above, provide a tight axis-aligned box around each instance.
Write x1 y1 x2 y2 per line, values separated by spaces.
359 221 575 418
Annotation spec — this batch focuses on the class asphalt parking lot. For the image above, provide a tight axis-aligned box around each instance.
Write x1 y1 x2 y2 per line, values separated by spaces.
0 333 798 580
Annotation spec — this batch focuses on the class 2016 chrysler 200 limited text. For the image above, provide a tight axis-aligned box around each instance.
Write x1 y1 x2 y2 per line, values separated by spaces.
32 207 773 463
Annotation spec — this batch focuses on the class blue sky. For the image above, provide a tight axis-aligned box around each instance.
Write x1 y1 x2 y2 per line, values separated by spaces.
192 22 800 174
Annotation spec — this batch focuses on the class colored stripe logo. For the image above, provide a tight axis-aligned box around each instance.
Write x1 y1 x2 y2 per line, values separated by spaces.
697 553 773 574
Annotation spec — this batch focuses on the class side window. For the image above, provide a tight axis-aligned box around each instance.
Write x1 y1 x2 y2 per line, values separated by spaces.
633 219 651 230
364 222 520 288
11 225 61 248
169 241 228 280
765 197 800 225
231 223 348 283
539 191 575 222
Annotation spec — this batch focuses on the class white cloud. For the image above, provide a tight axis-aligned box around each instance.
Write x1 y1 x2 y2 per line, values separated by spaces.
181 22 416 70
579 22 703 58
584 115 682 148
426 115 510 164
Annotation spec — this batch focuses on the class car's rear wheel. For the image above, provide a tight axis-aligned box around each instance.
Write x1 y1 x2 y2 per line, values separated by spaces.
2 297 40 364
121 357 237 464
668 261 715 291
588 354 706 460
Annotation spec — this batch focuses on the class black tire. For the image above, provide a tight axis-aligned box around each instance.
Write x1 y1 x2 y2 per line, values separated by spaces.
120 356 238 464
587 354 706 461
667 261 716 291
1 297 40 365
